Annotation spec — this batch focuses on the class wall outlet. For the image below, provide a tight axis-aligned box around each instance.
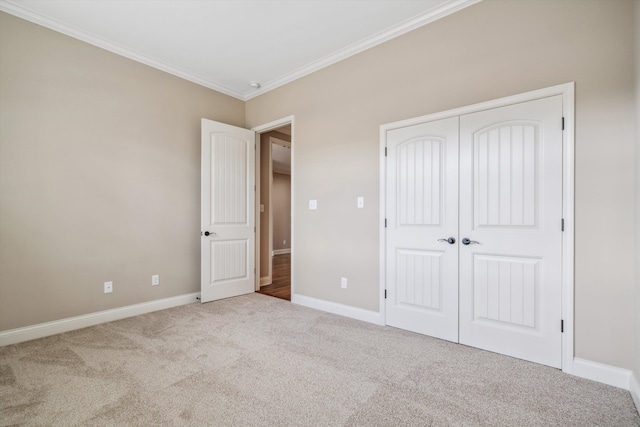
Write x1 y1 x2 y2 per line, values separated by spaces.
152 275 159 286
104 281 113 294
283 240 286 246
309 199 317 210
341 277 348 289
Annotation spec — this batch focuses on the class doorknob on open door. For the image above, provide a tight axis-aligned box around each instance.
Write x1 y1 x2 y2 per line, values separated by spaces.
204 231 216 236
461 238 480 245
438 237 456 244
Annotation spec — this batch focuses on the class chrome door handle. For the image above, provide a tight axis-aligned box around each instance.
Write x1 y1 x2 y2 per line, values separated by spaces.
438 237 456 244
461 238 480 245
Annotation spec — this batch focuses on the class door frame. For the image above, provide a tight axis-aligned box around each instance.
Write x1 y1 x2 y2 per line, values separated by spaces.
379 83 575 373
252 116 295 296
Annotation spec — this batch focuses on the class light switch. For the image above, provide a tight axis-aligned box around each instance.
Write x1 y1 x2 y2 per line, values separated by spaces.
260 204 265 213
309 200 317 210
357 197 364 208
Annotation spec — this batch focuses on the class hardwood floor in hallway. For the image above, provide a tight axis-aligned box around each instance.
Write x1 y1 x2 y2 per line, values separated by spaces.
257 253 290 301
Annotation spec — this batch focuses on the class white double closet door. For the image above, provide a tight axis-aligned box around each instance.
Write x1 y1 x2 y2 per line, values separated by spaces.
385 96 563 368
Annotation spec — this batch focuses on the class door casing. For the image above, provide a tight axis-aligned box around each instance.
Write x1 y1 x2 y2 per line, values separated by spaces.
379 83 575 372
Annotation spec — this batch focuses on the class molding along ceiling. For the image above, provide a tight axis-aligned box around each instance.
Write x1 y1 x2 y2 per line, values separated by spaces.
0 0 480 100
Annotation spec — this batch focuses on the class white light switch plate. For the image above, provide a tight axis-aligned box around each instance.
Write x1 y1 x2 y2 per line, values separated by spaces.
357 197 364 208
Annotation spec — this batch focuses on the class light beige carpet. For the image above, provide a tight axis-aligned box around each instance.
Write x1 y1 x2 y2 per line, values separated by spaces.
1 293 638 426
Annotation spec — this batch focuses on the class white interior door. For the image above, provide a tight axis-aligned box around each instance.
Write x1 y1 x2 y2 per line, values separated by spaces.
201 119 255 303
458 96 563 368
385 117 459 342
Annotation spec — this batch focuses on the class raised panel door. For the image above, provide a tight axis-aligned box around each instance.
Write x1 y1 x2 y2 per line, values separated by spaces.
458 96 563 368
201 119 255 303
385 117 459 342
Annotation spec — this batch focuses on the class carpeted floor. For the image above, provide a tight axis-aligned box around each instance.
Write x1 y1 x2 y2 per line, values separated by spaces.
1 293 638 426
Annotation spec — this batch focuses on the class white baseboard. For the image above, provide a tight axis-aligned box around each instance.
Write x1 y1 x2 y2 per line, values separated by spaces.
291 294 383 325
272 248 291 256
630 372 640 415
0 292 200 347
260 276 272 287
571 357 632 390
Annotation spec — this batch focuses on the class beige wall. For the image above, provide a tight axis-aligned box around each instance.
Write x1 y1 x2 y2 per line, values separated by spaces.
246 0 637 369
0 13 245 331
634 0 640 386
272 172 291 251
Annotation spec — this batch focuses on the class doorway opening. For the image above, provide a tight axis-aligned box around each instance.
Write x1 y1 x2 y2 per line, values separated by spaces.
255 123 292 301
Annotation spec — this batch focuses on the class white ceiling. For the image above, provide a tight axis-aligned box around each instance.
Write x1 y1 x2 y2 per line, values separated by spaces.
0 0 479 100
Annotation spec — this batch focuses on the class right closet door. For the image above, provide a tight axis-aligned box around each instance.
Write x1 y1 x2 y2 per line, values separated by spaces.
458 96 564 368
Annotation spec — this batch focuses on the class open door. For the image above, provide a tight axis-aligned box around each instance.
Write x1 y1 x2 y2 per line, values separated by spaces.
201 119 255 303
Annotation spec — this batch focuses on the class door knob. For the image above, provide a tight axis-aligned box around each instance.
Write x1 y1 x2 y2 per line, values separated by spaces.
461 238 480 245
204 231 216 236
438 237 456 244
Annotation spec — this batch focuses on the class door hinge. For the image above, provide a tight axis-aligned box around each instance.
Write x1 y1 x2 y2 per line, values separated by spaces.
384 147 387 157
562 117 565 130
561 319 564 333
384 289 387 299
561 218 565 232
384 218 387 228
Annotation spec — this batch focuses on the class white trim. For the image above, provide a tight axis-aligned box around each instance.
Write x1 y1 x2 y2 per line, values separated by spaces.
560 83 576 374
0 292 200 347
571 358 632 390
252 116 295 300
630 372 640 415
245 0 481 100
292 294 383 325
379 83 575 372
380 83 575 133
252 116 296 134
0 0 480 101
379 126 388 327
272 248 291 256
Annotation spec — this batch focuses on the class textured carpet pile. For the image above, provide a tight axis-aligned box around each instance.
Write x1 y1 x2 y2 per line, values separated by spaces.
1 293 638 426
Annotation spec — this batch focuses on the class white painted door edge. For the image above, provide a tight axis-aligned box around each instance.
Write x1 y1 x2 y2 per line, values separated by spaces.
379 82 575 373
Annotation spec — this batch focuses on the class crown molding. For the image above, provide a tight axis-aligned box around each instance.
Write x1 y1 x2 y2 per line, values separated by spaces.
1 0 480 102
0 0 245 99
244 0 481 100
